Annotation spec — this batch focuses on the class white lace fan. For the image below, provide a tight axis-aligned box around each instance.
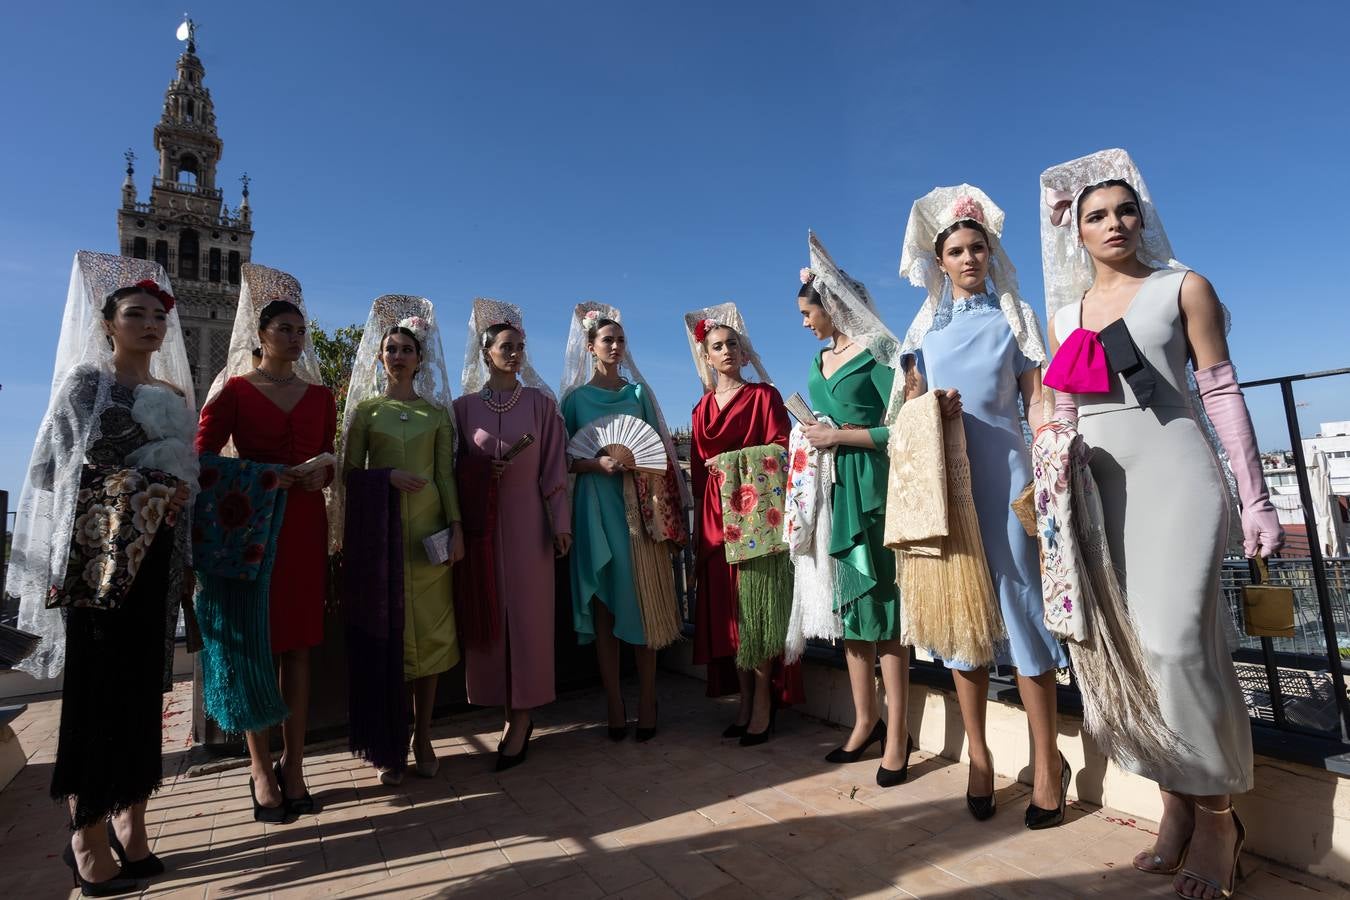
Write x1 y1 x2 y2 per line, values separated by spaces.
568 413 668 474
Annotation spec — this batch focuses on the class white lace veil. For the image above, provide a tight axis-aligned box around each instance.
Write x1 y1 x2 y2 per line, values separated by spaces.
559 301 693 508
332 295 454 550
803 231 907 424
1038 148 1241 545
898 185 1046 366
682 301 773 392
1039 148 1186 323
461 297 557 403
9 251 193 680
203 262 322 416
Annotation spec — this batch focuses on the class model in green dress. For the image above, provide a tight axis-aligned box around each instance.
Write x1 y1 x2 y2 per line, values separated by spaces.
796 239 913 788
343 325 463 780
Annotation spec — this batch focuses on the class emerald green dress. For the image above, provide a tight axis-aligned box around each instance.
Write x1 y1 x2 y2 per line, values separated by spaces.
343 396 462 678
563 381 661 647
807 349 900 641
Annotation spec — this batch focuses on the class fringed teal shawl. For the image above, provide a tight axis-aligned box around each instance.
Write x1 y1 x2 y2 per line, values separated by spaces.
192 453 289 733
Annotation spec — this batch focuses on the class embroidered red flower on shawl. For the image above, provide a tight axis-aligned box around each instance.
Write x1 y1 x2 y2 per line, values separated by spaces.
730 485 759 515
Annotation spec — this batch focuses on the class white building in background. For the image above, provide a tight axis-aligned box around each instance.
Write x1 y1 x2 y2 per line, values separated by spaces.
1264 421 1350 556
1305 421 1350 494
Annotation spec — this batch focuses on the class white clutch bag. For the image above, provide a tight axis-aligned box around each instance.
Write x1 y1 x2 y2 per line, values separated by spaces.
423 527 452 565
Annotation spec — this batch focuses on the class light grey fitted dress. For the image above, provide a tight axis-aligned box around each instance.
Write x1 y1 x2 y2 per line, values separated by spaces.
1053 268 1252 796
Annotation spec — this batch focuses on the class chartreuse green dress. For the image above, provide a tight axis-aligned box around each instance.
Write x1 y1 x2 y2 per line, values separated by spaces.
563 381 661 647
343 396 461 678
807 349 900 642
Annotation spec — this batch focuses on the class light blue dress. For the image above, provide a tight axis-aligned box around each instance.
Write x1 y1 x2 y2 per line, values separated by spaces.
915 293 1068 676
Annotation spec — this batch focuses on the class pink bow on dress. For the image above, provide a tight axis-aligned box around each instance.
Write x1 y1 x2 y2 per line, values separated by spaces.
1044 328 1110 394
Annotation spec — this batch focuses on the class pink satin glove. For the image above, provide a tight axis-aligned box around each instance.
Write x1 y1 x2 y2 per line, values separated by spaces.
1195 360 1284 557
1046 388 1078 429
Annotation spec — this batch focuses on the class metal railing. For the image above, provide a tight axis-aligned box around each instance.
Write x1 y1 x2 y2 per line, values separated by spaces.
152 176 223 201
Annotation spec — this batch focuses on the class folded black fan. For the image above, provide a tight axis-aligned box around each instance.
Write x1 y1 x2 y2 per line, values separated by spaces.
0 623 41 669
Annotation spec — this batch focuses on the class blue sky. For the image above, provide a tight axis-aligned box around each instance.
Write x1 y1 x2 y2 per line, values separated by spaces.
2 1 1348 497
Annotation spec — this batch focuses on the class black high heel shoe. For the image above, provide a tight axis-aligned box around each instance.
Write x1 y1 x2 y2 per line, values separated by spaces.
875 736 914 788
106 820 165 878
608 701 628 742
966 754 997 821
274 759 316 815
636 701 660 743
251 774 290 824
1025 753 1071 830
722 722 748 739
824 718 886 764
495 719 534 772
62 841 138 897
739 703 777 747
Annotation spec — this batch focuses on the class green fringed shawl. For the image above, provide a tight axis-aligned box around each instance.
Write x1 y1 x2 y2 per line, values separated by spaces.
193 455 290 734
714 444 792 668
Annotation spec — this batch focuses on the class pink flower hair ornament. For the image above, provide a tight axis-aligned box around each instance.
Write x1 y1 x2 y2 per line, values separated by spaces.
693 317 721 344
799 267 814 285
949 195 987 226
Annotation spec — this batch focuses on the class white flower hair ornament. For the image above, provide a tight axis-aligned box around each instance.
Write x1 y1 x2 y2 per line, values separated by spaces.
397 316 430 344
799 267 814 285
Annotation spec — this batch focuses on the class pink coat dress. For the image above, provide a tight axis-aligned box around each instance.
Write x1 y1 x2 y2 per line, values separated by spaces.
452 387 571 708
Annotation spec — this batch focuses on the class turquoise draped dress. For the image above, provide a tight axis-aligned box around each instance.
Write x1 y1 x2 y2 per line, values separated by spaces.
563 381 662 646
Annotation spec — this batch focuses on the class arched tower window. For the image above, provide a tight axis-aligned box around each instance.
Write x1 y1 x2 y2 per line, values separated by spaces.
177 154 199 186
179 229 200 281
228 250 241 284
132 237 147 259
209 247 222 282
154 240 169 271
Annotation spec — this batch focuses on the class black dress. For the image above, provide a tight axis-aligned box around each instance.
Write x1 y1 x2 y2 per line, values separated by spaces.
49 377 188 828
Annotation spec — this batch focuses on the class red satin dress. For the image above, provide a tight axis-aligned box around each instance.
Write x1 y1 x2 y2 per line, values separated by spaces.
690 382 804 703
196 376 336 653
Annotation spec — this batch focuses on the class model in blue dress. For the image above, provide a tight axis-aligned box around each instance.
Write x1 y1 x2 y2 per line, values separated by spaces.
899 185 1070 828
916 296 1068 677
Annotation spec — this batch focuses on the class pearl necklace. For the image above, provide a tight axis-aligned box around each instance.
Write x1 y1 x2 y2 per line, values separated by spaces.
253 366 298 385
480 383 523 413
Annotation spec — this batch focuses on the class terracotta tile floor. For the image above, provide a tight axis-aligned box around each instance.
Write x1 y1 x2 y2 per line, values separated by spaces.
1 674 1344 899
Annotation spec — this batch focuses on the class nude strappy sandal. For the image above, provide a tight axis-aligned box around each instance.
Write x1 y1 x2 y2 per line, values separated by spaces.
1174 804 1245 899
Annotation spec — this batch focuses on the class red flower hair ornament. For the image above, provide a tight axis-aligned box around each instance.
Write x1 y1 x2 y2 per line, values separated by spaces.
693 318 720 344
110 279 177 313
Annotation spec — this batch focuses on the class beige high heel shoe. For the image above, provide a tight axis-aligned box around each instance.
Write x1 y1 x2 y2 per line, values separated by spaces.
1174 804 1245 899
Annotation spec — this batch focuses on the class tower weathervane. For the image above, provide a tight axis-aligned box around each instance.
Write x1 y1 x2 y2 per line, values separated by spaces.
124 149 136 175
175 16 196 51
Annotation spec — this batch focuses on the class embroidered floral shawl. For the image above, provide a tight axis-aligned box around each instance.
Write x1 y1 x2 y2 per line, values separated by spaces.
193 454 287 581
1032 421 1087 642
713 444 789 563
48 464 181 610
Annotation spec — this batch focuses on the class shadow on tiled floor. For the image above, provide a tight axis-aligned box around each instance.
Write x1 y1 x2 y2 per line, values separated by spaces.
0 673 1343 899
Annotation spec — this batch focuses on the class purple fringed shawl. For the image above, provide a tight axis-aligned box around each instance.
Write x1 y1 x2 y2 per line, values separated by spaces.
343 468 407 772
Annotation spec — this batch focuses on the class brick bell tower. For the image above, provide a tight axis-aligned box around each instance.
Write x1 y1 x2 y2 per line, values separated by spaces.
117 18 254 403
